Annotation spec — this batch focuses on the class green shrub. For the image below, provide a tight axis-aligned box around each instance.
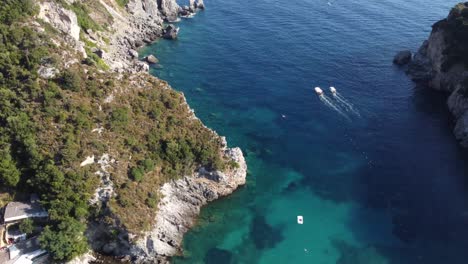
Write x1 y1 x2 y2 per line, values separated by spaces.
82 57 95 66
110 107 129 130
130 166 144 182
141 159 155 172
115 0 129 8
0 0 37 24
228 160 240 169
84 52 109 70
118 196 130 207
39 218 88 261
58 70 81 92
19 218 34 234
69 2 101 31
0 150 20 187
146 197 157 208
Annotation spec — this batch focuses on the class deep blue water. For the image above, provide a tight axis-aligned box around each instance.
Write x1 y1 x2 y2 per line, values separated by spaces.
140 0 468 263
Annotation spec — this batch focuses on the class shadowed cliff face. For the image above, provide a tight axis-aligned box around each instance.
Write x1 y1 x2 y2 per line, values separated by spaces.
406 2 468 147
441 3 468 71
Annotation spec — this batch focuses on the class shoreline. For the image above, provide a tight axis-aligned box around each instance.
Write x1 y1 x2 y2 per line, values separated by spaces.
97 2 248 262
397 3 468 148
34 0 247 262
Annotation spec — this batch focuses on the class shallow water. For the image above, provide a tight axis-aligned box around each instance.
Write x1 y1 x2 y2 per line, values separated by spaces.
140 0 468 263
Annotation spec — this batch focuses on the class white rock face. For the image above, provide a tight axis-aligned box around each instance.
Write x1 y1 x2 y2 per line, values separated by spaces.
134 147 247 259
80 155 95 167
38 1 86 58
104 94 114 103
189 0 196 11
37 66 59 79
196 0 205 9
128 0 159 17
98 0 164 72
158 0 181 22
38 1 80 41
91 127 104 135
67 252 96 264
90 154 116 205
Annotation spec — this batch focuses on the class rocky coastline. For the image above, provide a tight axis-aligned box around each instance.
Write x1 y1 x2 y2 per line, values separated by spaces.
35 0 247 263
394 2 468 147
133 145 246 263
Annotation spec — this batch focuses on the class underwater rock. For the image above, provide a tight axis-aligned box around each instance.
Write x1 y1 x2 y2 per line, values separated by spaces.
393 50 412 66
250 215 284 250
204 248 233 264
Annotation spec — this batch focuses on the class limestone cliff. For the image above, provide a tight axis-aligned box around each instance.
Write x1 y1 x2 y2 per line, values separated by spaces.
31 0 247 263
400 3 468 147
133 145 247 262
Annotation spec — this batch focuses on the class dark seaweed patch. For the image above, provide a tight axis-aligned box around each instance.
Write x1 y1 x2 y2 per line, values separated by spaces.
250 215 284 250
204 248 233 264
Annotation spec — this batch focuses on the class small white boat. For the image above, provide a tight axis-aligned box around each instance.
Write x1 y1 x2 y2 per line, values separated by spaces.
330 86 337 94
314 87 323 95
297 215 304 224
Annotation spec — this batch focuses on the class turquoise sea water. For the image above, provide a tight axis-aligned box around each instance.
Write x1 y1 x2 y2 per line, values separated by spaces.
141 0 468 263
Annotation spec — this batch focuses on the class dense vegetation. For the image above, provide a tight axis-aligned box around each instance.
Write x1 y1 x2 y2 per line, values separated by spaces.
440 3 468 71
0 0 227 261
0 0 94 260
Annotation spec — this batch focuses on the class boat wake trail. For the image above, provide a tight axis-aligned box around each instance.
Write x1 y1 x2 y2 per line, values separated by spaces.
319 95 350 120
332 93 361 117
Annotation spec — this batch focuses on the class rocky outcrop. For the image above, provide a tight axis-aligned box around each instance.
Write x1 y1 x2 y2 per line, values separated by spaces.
38 1 86 57
157 0 181 22
100 0 207 72
128 0 160 17
133 145 247 261
196 0 205 9
162 24 179 39
145 55 159 64
37 65 59 79
189 0 196 12
38 1 80 41
68 252 96 264
100 0 164 72
393 50 412 66
401 3 468 146
405 40 433 83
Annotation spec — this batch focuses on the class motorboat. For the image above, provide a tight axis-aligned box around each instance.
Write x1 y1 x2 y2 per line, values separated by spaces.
297 215 304 224
314 87 323 95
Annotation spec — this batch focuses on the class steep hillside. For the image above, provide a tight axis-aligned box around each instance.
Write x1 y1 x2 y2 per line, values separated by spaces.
0 0 246 263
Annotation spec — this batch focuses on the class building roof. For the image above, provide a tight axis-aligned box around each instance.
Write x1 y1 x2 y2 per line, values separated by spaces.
7 237 43 264
3 196 48 223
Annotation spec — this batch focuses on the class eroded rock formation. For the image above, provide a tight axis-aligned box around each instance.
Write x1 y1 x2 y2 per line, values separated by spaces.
399 3 468 147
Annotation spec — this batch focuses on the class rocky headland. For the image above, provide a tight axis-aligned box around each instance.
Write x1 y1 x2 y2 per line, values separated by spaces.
27 0 247 263
394 2 468 147
133 145 246 263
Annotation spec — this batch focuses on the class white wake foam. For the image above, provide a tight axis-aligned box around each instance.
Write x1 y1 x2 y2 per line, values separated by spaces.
332 92 361 117
319 94 350 120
